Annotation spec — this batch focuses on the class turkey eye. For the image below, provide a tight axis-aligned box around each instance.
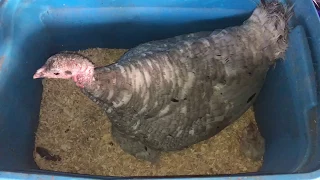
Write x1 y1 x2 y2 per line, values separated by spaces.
54 73 60 75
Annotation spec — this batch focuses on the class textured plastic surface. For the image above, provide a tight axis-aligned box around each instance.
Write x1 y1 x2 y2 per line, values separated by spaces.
0 0 319 179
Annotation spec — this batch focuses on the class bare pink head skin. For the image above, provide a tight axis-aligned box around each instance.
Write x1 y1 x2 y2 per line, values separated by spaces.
33 52 95 88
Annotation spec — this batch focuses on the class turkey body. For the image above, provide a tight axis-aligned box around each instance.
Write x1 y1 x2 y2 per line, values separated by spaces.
79 2 291 162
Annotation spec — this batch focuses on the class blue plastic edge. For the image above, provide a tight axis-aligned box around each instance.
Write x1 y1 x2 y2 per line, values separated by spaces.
1 170 320 180
287 0 320 173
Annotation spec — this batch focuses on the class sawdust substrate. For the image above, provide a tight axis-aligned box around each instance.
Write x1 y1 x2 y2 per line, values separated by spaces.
34 48 263 177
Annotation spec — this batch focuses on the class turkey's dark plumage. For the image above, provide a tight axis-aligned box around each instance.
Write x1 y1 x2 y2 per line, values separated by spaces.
34 0 292 162
82 30 268 153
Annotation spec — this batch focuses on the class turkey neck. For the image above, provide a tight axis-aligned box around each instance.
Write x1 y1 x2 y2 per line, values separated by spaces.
81 64 135 112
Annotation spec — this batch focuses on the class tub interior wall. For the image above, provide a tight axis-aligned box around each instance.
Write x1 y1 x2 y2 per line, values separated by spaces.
0 0 319 176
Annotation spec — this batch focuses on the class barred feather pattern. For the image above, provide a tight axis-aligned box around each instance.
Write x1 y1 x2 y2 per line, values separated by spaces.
82 0 291 151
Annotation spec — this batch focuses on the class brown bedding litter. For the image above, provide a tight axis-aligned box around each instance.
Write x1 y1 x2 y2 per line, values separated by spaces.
33 48 264 177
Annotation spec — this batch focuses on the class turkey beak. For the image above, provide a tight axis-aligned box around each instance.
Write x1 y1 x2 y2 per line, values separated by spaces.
33 67 46 79
33 72 44 79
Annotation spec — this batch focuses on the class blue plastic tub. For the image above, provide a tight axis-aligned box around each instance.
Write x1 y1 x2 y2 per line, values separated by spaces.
1 0 320 179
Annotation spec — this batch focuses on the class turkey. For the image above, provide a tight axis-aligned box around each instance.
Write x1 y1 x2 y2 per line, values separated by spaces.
33 0 292 163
